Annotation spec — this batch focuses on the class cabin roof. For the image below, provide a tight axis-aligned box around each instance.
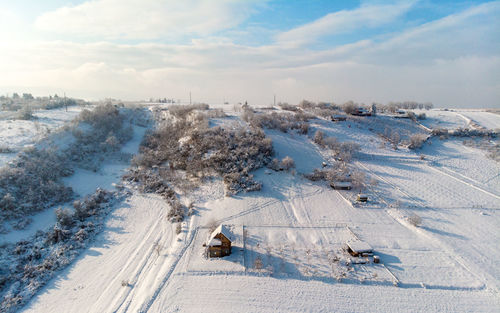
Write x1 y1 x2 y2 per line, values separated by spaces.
207 238 222 246
209 224 232 242
346 240 373 253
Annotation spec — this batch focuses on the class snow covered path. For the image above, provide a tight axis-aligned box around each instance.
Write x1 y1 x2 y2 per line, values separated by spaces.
22 193 179 313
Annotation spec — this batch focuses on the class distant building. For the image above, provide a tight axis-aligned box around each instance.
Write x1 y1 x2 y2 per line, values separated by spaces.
331 114 347 122
352 107 371 116
330 181 352 190
206 225 232 258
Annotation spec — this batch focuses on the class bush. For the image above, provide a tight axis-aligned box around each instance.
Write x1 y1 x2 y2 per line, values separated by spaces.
408 134 428 150
242 109 312 134
314 130 324 146
55 208 73 228
280 156 295 171
0 148 73 221
407 213 422 226
169 103 209 119
342 101 358 115
278 102 299 112
17 106 34 120
304 169 327 181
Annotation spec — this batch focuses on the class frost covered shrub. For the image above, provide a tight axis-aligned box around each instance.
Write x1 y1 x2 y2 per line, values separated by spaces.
0 148 73 221
407 213 422 227
242 108 312 134
67 104 133 170
16 106 34 120
169 103 209 119
408 134 428 150
224 172 262 196
304 169 327 181
278 102 300 112
342 101 358 115
280 156 295 171
298 100 315 110
127 105 273 218
314 130 324 146
0 188 117 313
55 208 73 228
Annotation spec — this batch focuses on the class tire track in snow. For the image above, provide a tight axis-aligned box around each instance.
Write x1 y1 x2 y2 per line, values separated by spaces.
425 163 500 201
354 162 495 291
138 226 199 313
88 196 166 313
214 187 323 225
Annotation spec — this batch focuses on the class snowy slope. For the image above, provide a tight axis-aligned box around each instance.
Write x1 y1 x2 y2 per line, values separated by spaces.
456 110 500 129
0 106 86 167
21 108 500 313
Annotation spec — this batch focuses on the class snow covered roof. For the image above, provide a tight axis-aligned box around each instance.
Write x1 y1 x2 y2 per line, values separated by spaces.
207 238 222 246
209 224 232 242
346 240 373 253
333 181 352 187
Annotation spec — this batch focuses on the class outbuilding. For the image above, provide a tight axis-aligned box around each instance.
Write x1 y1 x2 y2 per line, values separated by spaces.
357 194 368 202
330 181 352 190
345 240 373 257
331 115 347 122
206 224 232 258
352 108 371 116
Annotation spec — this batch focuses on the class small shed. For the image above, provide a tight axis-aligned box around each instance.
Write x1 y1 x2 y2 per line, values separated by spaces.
346 240 373 257
206 224 232 258
394 109 409 118
352 108 371 116
330 181 352 190
357 194 368 202
331 115 347 122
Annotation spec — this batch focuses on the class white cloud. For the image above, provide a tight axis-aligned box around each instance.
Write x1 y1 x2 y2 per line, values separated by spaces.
276 1 416 46
1 2 499 108
35 0 266 40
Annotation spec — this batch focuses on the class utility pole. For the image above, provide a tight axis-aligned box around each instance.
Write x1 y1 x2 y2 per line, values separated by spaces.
189 91 192 105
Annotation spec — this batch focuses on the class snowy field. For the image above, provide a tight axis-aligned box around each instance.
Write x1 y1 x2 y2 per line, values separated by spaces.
11 106 500 312
0 106 88 166
456 110 500 129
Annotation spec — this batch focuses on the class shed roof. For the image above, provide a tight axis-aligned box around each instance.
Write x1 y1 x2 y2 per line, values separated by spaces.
333 181 352 187
346 240 373 253
209 224 232 242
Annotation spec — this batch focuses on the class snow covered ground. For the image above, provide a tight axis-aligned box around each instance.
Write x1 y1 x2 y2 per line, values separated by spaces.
16 107 500 312
456 110 500 129
0 123 146 245
0 106 87 166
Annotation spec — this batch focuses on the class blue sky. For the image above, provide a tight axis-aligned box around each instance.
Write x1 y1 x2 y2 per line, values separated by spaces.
0 0 499 107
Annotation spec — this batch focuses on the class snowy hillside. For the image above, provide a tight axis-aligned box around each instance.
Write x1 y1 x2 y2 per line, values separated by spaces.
1 104 499 312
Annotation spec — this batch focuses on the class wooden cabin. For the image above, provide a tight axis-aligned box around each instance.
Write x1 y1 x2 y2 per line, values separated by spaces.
330 181 352 190
345 240 373 257
206 224 232 258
